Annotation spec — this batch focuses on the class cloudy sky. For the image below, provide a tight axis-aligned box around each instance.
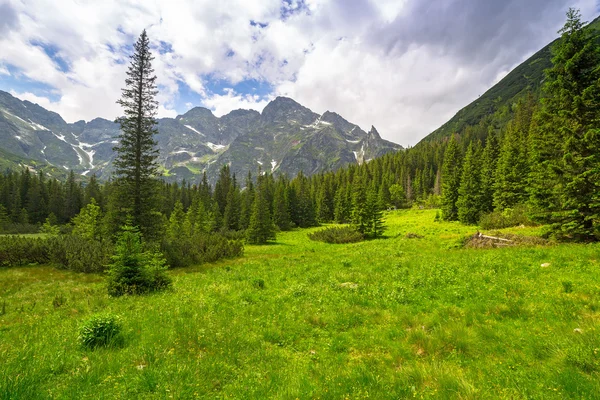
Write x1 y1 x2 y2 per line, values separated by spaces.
0 0 598 146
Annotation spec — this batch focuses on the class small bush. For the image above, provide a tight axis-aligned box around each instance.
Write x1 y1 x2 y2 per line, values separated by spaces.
479 206 534 229
78 314 123 349
161 232 244 269
308 226 364 244
107 225 172 297
49 236 113 273
0 236 52 267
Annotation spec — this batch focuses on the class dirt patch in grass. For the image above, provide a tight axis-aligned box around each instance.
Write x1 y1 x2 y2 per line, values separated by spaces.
464 232 548 249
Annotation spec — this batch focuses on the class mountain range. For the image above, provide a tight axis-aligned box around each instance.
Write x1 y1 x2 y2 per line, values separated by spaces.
0 91 401 183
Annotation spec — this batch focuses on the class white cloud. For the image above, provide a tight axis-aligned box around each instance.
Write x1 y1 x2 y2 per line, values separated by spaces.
202 88 271 116
0 0 598 146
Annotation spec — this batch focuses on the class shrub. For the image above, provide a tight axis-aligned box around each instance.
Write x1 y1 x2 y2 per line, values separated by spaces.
0 236 52 267
107 225 172 297
308 226 364 244
0 234 113 272
78 314 123 349
161 232 244 269
49 236 113 273
479 206 534 229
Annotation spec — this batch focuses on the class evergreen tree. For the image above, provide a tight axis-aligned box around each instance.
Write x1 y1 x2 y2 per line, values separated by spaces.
440 135 462 220
457 142 482 224
389 183 407 209
84 174 103 208
351 175 369 234
272 177 291 231
223 176 241 231
111 30 161 238
365 182 386 238
529 8 600 240
239 172 255 230
479 133 499 213
247 175 276 244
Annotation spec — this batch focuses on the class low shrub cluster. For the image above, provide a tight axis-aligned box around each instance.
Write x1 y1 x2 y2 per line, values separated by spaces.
0 235 112 272
308 226 364 244
161 232 244 269
0 236 51 266
479 206 534 229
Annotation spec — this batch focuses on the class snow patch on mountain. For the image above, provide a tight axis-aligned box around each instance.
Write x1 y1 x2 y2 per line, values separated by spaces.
206 142 227 152
184 125 204 136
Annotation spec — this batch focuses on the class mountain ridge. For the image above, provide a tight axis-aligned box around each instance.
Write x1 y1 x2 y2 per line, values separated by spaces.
420 15 600 143
0 90 402 183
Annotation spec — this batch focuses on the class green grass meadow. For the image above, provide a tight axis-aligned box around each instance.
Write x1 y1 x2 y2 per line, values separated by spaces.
1 209 600 399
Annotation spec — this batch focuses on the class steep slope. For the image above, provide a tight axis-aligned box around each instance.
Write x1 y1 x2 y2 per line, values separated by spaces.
0 92 402 183
421 15 600 143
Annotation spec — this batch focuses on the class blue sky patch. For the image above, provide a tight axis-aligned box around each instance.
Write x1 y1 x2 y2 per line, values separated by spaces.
0 66 61 102
30 40 70 73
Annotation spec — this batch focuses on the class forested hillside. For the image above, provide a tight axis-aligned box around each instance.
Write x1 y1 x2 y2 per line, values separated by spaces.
422 15 600 144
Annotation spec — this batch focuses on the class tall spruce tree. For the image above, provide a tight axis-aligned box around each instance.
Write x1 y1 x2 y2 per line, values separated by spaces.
112 30 161 238
479 133 499 213
529 9 600 240
440 135 462 221
457 142 482 224
247 174 276 244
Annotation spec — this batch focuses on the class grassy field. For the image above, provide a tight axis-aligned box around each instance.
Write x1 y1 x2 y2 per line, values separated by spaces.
1 209 600 399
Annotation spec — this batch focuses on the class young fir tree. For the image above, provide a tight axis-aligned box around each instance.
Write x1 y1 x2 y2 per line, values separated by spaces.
456 142 482 224
365 182 386 238
440 135 462 221
166 201 185 240
529 8 600 240
111 30 161 239
351 175 369 234
247 174 276 244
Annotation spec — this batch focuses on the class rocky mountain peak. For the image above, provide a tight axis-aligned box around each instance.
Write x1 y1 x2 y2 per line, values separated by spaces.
368 126 381 140
261 96 318 125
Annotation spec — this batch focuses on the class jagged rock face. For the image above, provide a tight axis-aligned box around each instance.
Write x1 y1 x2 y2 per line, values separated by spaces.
0 91 402 183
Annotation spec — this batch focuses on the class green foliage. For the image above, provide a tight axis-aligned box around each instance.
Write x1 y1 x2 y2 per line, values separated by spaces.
247 175 276 244
389 184 408 209
457 142 482 225
161 232 244 269
71 200 103 240
52 236 113 273
106 225 172 297
440 135 462 221
479 206 534 230
528 8 600 241
0 234 112 272
77 314 123 349
0 236 51 267
40 213 60 236
308 226 364 244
